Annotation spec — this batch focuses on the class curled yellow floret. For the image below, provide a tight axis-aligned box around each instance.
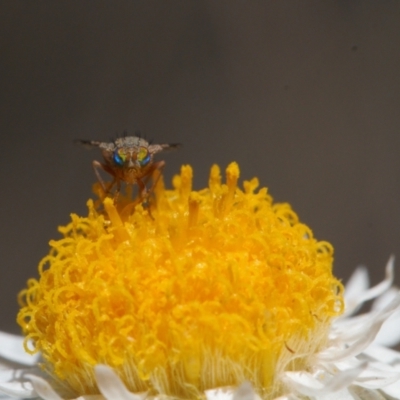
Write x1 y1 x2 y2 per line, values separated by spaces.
17 163 343 399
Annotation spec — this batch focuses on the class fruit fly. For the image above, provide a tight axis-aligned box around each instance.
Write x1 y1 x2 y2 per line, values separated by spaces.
77 135 180 202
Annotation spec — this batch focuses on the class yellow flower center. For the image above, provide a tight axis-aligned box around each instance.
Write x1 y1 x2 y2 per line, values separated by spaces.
17 163 343 399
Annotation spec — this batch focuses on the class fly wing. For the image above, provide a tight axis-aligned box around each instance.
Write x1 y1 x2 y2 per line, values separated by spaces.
74 139 103 149
148 143 182 154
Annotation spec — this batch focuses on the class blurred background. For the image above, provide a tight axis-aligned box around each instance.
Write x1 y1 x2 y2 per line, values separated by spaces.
1 1 400 333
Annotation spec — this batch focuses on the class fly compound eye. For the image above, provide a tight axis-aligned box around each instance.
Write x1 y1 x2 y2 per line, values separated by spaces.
113 149 126 167
137 147 151 167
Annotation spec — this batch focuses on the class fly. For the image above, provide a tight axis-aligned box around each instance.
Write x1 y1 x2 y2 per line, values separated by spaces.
77 135 180 203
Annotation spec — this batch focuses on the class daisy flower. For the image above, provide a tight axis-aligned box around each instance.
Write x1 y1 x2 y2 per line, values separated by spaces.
1 162 400 400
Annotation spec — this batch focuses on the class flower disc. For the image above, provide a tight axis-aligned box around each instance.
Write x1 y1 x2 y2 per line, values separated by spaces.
18 163 343 399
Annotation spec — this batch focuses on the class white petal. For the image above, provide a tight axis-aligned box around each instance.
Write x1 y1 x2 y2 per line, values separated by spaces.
232 382 260 400
322 357 365 374
335 292 400 346
205 386 236 400
348 385 389 400
94 365 145 400
0 380 36 398
0 332 39 366
380 378 400 398
353 363 400 389
343 257 394 317
318 321 382 363
363 344 400 365
331 313 378 342
344 266 369 314
0 395 22 400
283 362 367 396
371 287 400 347
25 374 62 400
316 387 356 400
373 310 400 347
371 287 399 312
0 368 37 398
319 294 400 363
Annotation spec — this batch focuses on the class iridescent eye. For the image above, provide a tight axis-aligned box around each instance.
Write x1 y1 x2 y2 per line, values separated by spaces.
113 150 125 166
140 153 151 166
138 148 151 167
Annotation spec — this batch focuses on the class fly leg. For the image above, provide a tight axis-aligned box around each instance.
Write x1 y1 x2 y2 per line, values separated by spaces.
139 161 166 218
92 160 117 200
137 177 158 219
120 162 167 219
113 180 121 204
135 161 166 204
136 178 148 202
119 177 150 219
142 160 165 197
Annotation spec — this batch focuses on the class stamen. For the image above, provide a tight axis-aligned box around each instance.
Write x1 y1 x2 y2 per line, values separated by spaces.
208 164 221 193
188 192 200 228
219 162 240 216
179 165 193 201
103 198 130 242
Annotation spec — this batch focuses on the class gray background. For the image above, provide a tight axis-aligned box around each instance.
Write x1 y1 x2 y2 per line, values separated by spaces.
1 1 400 334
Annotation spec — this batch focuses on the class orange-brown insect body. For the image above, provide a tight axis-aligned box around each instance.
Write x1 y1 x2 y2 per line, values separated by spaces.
77 136 180 202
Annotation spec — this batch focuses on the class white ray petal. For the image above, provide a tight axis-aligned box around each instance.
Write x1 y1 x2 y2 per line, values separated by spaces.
94 365 146 400
0 380 36 398
25 374 62 400
342 257 394 317
363 344 400 365
344 266 369 314
206 383 261 400
0 368 37 398
0 332 39 366
380 378 400 398
318 294 400 363
370 287 400 346
330 313 378 342
373 310 400 347
372 287 399 312
272 395 300 400
353 363 400 389
317 387 356 400
205 386 235 400
232 382 260 400
332 303 400 346
348 385 388 399
318 321 382 363
283 362 367 396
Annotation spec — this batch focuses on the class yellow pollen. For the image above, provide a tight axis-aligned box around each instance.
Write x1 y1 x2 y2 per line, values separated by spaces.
17 163 343 399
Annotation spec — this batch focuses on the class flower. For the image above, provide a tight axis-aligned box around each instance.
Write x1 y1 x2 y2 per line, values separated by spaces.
1 163 400 399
